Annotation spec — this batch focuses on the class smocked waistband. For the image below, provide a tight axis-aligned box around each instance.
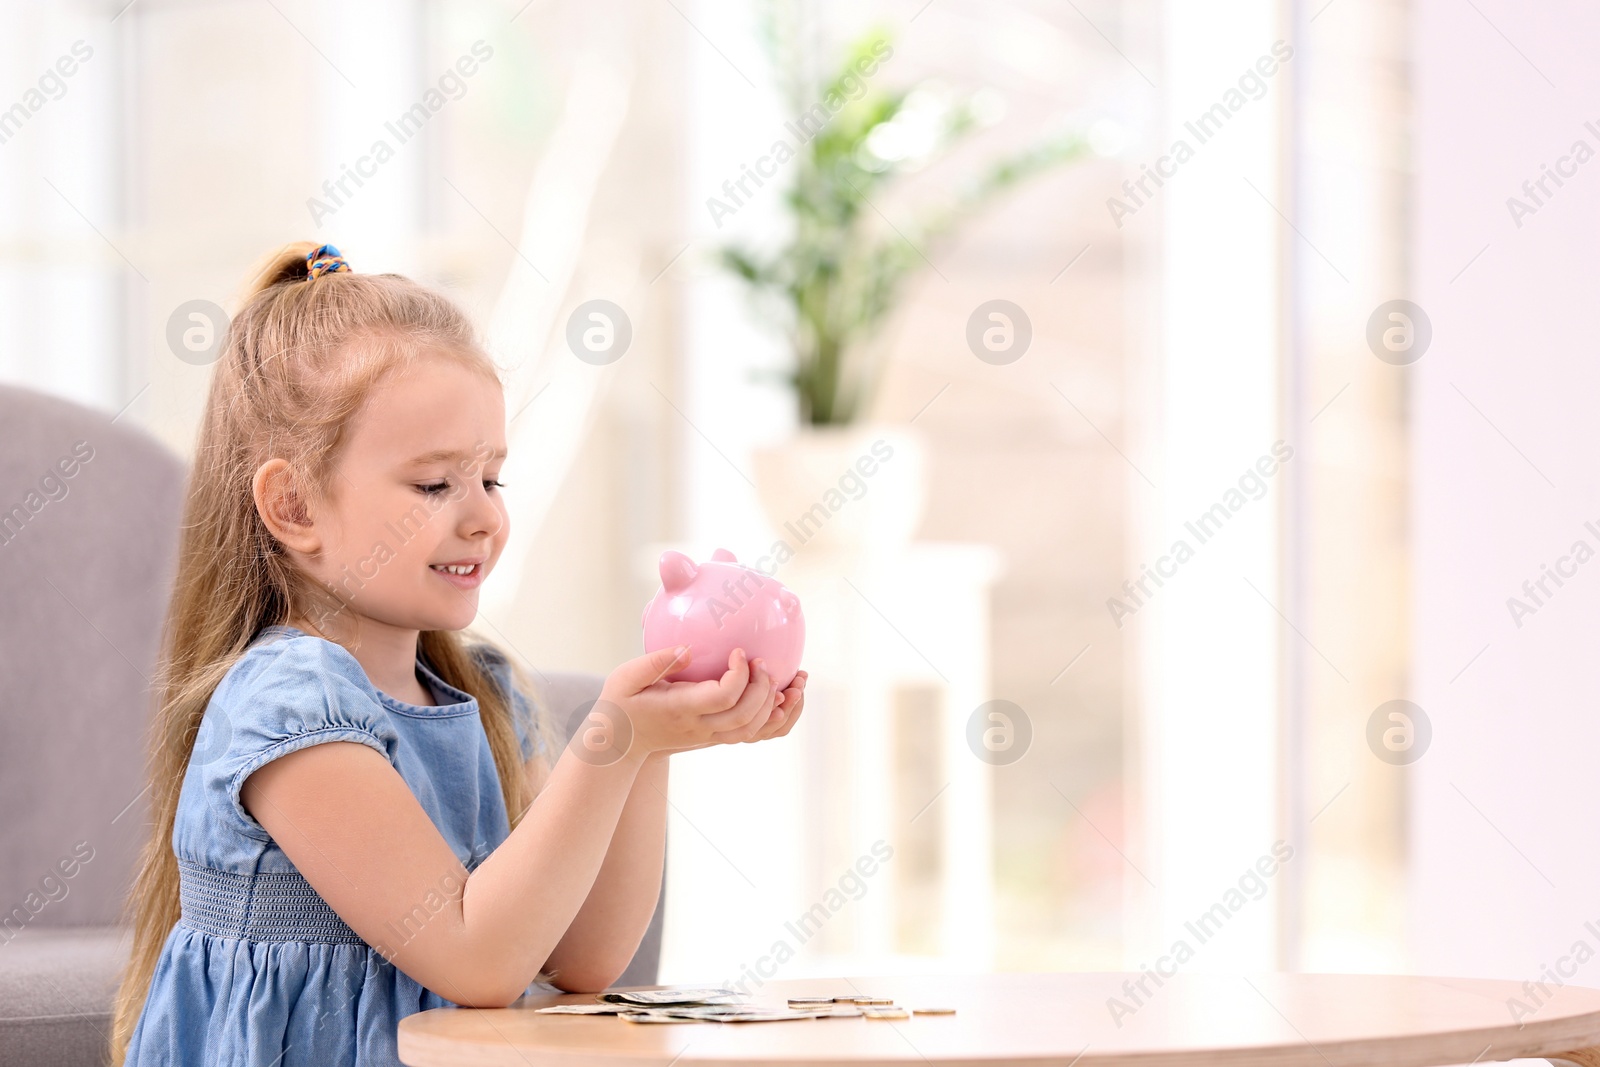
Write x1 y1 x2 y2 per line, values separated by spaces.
178 860 365 945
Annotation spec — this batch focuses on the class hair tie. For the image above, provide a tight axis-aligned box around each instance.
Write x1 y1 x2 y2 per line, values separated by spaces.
306 244 350 280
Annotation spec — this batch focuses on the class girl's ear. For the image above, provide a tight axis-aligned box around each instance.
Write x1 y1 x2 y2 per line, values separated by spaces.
253 459 320 553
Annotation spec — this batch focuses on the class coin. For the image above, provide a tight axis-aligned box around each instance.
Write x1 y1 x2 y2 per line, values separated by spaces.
912 1007 956 1015
862 1007 909 1020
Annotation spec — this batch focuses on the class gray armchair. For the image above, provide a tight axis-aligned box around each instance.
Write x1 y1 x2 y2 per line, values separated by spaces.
0 384 662 1066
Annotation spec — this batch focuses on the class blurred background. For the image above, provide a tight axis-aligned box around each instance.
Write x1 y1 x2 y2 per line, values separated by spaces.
1 0 1590 1014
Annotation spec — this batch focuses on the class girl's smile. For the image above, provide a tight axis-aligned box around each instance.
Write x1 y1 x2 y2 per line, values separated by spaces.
430 558 488 589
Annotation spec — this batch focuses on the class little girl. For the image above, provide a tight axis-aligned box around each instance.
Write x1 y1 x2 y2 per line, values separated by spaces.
111 242 806 1067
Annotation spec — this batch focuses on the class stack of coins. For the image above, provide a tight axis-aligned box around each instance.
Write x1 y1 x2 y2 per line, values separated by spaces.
862 1006 909 1020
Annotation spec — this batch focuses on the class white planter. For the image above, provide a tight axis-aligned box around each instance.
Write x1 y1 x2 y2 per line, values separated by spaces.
752 424 926 555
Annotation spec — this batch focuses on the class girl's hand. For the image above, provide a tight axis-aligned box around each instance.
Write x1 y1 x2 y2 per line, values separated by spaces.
746 668 805 744
643 663 806 757
595 646 778 760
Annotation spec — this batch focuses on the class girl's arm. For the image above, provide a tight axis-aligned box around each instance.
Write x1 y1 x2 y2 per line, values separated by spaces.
241 646 778 1007
537 751 669 989
538 668 807 985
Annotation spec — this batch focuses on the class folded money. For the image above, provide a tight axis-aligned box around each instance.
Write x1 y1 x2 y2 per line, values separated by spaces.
632 1004 859 1023
599 988 744 1007
538 988 879 1024
646 1005 760 1019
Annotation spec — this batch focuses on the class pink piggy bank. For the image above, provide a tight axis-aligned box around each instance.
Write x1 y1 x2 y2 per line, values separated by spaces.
642 549 805 689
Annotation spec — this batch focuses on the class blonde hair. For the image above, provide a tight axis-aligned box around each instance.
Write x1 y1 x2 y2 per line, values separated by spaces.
110 241 546 1063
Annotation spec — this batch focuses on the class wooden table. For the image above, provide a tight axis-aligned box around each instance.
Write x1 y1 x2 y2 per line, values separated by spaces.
397 972 1600 1067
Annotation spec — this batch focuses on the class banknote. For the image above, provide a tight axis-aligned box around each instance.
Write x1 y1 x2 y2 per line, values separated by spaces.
598 988 744 1006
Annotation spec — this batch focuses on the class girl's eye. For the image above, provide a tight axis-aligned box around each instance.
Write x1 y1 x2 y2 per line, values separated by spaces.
484 479 506 491
417 481 450 495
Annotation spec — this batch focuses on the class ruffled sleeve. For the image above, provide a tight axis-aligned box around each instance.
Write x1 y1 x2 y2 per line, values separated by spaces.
196 633 400 842
468 643 546 763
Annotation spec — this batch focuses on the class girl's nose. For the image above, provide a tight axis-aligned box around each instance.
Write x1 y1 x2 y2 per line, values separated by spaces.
458 481 504 540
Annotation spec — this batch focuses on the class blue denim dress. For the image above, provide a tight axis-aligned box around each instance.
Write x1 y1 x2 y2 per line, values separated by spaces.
123 626 545 1067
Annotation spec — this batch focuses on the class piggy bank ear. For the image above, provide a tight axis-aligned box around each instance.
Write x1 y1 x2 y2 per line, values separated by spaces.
711 547 737 563
659 550 699 593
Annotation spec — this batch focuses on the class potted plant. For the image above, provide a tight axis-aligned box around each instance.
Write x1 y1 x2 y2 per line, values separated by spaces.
722 29 1087 553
